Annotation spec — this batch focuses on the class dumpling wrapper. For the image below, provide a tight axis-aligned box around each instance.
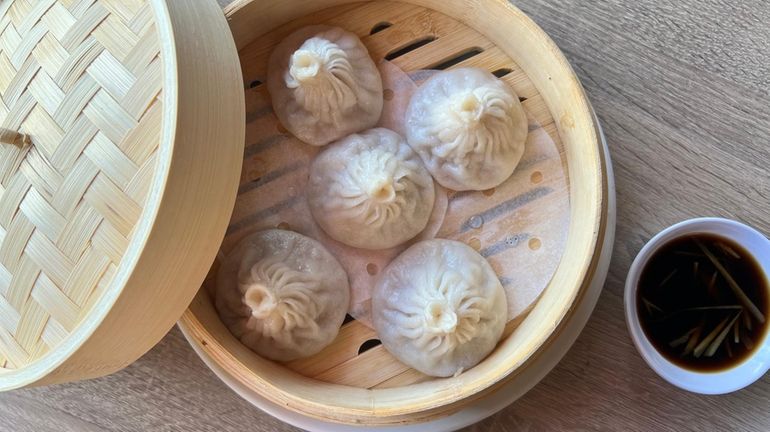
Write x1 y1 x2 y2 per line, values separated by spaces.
267 25 383 146
216 230 350 362
405 67 528 191
372 239 507 377
308 127 435 250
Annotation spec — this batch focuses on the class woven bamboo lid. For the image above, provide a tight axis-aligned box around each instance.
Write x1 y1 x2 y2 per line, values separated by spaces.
0 0 244 389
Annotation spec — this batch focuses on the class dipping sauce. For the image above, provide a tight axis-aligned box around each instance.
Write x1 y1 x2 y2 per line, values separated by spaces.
637 233 769 372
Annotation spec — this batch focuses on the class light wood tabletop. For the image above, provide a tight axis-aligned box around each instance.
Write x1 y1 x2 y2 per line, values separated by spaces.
3 0 769 430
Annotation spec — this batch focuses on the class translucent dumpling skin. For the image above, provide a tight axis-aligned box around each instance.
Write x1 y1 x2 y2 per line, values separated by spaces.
308 128 435 250
405 67 528 191
372 239 507 377
267 25 383 146
215 230 350 361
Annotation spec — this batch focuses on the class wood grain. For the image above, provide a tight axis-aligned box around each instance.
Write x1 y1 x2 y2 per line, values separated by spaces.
2 0 770 430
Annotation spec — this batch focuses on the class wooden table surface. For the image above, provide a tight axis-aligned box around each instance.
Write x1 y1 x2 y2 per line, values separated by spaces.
3 0 770 431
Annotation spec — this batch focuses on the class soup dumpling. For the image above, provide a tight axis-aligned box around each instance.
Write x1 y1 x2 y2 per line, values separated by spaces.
308 128 435 250
372 239 507 377
405 67 527 191
215 230 350 361
267 25 383 146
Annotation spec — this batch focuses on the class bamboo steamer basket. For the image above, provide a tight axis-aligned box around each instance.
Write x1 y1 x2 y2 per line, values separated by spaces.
0 0 608 426
0 0 244 389
178 0 609 427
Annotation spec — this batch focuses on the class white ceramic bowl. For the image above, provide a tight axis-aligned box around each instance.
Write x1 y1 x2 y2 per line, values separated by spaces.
625 217 770 394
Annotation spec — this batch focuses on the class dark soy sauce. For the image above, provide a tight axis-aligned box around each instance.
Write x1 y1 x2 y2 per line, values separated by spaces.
637 233 769 372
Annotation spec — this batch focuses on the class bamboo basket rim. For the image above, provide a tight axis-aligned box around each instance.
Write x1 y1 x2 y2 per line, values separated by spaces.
180 0 606 423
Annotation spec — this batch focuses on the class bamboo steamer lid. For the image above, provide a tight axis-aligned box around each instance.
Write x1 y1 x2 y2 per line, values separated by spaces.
0 0 244 389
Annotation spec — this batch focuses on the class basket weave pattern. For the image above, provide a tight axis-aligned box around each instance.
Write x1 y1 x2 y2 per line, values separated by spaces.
0 0 161 369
